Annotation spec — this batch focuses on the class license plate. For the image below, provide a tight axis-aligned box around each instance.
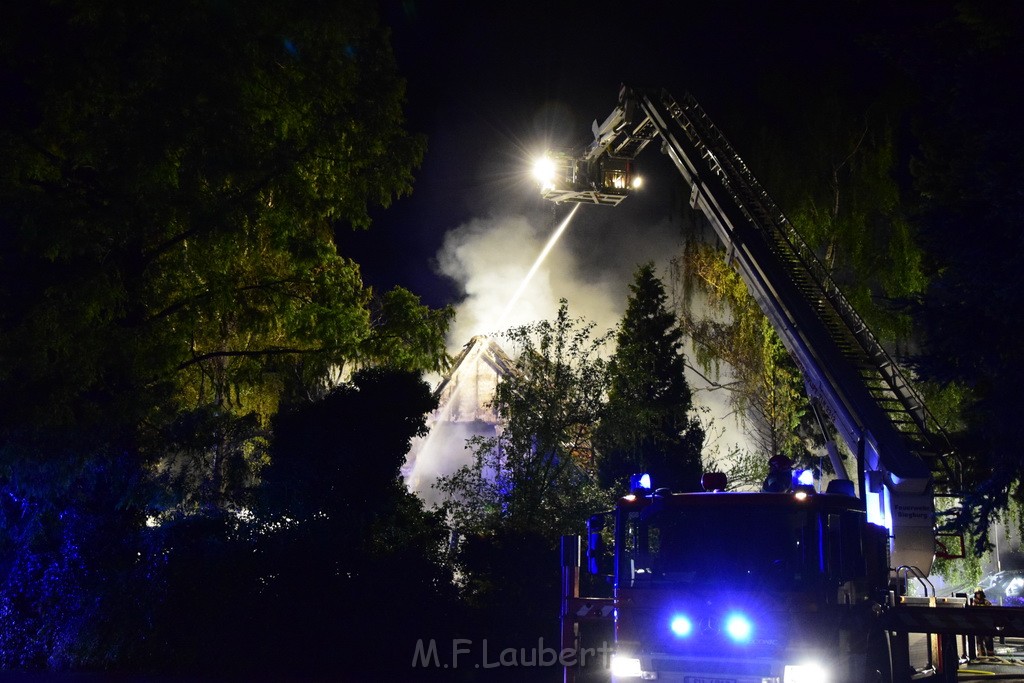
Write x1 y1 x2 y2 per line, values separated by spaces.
683 678 736 683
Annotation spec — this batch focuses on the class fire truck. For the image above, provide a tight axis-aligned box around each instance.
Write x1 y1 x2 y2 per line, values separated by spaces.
582 472 893 682
543 86 1024 682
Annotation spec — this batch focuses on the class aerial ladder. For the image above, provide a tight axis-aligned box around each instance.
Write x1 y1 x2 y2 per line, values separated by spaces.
539 86 1024 682
537 85 961 576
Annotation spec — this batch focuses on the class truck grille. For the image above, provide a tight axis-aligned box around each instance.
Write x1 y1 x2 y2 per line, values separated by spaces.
650 656 776 677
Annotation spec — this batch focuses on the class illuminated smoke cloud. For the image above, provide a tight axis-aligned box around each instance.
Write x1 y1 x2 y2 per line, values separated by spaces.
435 211 620 344
406 205 755 500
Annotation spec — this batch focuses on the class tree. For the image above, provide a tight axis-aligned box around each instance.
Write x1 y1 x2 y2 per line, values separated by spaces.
671 70 938 482
0 1 454 669
887 2 1024 547
132 369 460 678
259 367 439 521
436 301 613 540
434 304 613 672
596 263 705 492
0 0 451 447
157 407 270 512
0 0 454 531
748 84 928 345
674 240 812 469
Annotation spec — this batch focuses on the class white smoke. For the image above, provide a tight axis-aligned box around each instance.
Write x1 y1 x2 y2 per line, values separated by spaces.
436 210 620 343
405 421 486 509
407 199 755 501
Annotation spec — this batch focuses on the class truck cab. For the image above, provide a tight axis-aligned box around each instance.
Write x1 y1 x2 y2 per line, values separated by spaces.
594 478 891 682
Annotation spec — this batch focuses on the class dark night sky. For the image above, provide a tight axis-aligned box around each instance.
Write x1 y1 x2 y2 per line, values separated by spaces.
344 1 923 313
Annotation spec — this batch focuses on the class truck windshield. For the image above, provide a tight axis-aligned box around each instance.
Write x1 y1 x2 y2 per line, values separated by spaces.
623 504 824 589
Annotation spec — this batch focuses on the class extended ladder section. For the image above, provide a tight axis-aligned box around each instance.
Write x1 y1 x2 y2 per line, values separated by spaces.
585 86 959 573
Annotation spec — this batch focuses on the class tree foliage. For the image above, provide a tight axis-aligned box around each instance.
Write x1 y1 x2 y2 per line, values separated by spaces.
259 367 438 521
674 240 811 466
889 2 1024 545
140 369 458 679
0 1 458 671
596 263 705 492
436 301 613 540
671 3 1024 551
750 86 928 345
672 72 940 485
0 0 450 449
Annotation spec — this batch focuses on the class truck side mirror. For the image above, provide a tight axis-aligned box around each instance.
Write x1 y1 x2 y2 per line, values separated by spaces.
587 513 614 576
863 522 890 595
828 513 866 584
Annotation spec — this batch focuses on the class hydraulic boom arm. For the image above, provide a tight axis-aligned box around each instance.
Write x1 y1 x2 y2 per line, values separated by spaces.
541 86 959 575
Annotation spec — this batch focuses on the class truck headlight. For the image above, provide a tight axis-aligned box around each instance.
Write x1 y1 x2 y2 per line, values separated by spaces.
783 661 828 683
610 654 643 678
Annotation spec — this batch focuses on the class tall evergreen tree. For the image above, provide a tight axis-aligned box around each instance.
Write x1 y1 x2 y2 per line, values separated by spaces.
597 264 705 492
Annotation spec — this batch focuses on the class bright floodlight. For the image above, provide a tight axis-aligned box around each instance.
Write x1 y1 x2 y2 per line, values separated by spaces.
532 155 557 186
783 661 829 683
632 175 643 189
724 613 753 643
670 615 693 637
609 654 643 678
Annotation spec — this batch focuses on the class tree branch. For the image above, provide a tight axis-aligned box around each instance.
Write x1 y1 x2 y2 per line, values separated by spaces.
177 346 324 370
685 360 742 392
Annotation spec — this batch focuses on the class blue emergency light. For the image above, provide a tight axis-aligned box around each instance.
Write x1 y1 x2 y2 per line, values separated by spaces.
794 469 815 487
669 614 693 637
630 473 652 491
724 612 754 643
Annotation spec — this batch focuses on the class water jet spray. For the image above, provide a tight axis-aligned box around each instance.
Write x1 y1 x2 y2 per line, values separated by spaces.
493 203 581 330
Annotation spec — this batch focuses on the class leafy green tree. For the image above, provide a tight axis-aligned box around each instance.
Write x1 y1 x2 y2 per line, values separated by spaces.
436 301 613 540
0 0 454 531
596 263 705 492
0 1 454 670
259 367 439 521
672 76 936 484
888 2 1024 547
139 369 460 678
434 306 614 673
0 0 450 447
747 87 924 325
674 240 812 467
